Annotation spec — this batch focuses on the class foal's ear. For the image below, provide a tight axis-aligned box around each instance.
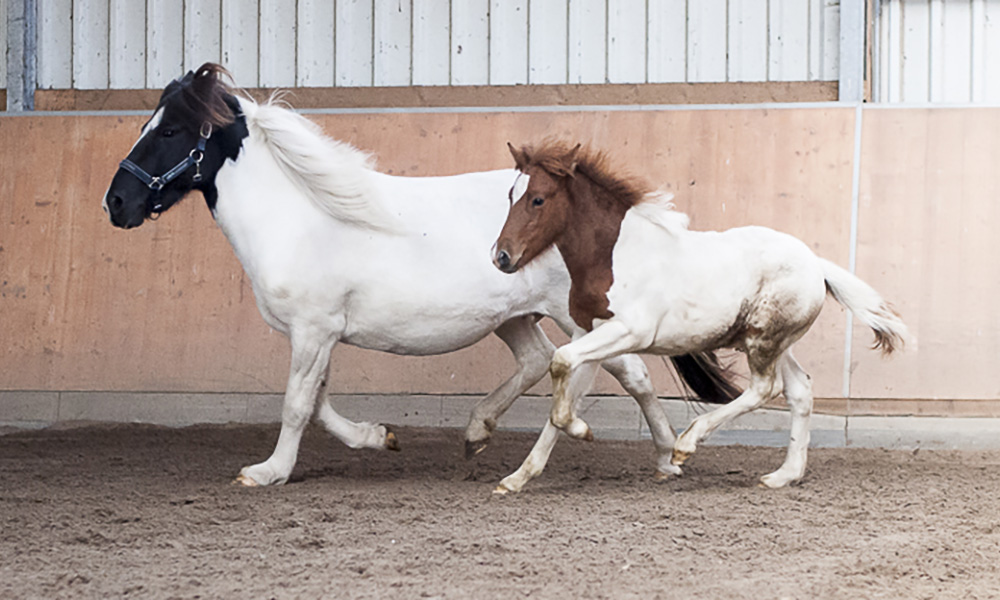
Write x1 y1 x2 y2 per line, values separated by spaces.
507 142 530 171
564 143 582 176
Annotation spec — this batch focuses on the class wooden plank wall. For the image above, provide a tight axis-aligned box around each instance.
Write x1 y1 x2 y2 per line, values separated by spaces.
2 106 997 414
34 0 840 90
1 107 853 400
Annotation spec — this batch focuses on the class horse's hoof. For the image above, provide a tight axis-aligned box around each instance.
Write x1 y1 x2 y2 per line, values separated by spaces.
384 426 401 452
671 449 691 466
492 485 511 496
233 473 259 487
653 468 681 482
464 438 489 460
759 471 798 489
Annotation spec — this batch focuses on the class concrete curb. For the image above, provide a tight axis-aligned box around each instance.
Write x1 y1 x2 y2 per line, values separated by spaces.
2 391 999 450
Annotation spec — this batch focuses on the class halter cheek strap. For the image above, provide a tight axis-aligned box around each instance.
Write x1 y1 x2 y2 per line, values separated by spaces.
119 122 213 211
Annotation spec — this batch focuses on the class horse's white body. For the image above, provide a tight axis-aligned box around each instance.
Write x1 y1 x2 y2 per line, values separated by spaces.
525 194 909 491
217 98 679 486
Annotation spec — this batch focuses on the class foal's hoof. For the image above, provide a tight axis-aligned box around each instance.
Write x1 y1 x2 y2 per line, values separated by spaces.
464 438 489 460
384 426 401 452
233 473 259 487
564 418 593 441
671 449 692 467
492 485 511 496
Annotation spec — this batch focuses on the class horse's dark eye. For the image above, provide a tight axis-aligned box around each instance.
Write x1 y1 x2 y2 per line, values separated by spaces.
161 128 176 138
532 197 544 207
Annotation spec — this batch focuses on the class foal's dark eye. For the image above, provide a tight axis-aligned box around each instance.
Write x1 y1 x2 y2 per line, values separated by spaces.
532 197 544 207
161 128 176 138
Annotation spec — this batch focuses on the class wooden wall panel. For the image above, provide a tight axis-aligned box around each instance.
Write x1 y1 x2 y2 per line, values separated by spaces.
0 107 856 400
852 108 1000 400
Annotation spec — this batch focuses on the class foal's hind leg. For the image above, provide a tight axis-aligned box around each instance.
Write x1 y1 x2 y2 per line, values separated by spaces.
672 361 783 468
600 355 681 479
760 351 813 488
464 316 554 458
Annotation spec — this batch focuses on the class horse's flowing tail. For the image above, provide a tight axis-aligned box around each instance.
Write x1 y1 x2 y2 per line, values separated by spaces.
820 258 910 355
670 352 743 404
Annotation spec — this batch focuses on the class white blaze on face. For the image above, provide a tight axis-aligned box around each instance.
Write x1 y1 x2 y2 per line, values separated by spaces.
105 107 165 217
136 107 165 147
509 172 530 204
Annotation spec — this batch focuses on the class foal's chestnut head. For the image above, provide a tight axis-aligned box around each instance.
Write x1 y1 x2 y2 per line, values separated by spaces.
493 142 580 273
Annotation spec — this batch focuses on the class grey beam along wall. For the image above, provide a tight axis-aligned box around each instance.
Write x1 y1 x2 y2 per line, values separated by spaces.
5 0 36 110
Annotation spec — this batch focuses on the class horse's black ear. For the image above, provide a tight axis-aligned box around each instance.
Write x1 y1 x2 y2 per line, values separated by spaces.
507 142 530 170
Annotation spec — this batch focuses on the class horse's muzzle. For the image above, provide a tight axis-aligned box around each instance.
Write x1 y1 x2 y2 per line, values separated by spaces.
494 249 515 273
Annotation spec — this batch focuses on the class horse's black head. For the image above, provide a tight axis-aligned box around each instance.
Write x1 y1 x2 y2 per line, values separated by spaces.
104 63 247 229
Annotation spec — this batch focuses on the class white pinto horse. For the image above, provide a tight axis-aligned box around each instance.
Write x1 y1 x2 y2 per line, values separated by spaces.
102 64 736 487
493 140 911 491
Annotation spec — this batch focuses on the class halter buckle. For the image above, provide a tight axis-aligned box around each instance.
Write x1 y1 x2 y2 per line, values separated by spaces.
190 148 205 182
149 177 164 191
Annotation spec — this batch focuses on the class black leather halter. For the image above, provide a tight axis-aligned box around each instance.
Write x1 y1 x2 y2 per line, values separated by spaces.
119 122 212 213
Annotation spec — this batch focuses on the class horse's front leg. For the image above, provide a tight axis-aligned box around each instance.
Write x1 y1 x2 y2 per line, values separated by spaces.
549 320 645 440
465 316 555 458
600 354 681 479
235 331 337 487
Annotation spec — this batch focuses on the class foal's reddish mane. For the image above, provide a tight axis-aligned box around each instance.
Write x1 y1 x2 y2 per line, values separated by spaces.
521 139 652 207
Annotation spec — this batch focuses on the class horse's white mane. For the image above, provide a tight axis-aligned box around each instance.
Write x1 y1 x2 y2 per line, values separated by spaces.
633 191 690 234
237 95 399 232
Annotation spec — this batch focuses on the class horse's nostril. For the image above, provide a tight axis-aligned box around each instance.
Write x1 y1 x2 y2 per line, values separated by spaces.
497 250 511 270
111 196 124 210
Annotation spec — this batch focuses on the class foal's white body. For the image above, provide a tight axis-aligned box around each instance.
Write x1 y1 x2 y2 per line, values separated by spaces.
508 195 908 492
216 99 677 486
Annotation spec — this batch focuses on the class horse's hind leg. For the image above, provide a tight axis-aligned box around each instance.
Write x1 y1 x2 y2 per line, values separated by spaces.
600 355 681 479
236 332 338 487
760 351 813 488
465 316 554 458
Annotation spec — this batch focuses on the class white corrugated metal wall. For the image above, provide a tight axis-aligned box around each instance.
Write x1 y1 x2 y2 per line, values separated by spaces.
31 0 840 90
878 0 1000 103
0 0 8 88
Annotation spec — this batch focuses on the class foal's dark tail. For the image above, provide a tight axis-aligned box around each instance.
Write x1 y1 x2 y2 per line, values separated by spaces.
670 352 742 404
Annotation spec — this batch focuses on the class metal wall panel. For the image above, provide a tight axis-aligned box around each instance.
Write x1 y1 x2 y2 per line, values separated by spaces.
879 0 1000 103
1 0 9 88
31 0 842 90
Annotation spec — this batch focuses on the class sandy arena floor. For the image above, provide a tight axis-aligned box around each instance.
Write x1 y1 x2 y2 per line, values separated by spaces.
2 422 1000 599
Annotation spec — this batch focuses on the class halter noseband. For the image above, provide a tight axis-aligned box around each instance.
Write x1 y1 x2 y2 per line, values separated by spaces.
119 122 213 213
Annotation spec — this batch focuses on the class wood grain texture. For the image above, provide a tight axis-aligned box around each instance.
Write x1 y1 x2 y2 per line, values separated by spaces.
852 108 1000 400
33 81 839 111
1 107 857 399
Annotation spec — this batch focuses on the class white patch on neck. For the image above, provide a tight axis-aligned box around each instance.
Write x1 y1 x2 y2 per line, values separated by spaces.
510 172 530 204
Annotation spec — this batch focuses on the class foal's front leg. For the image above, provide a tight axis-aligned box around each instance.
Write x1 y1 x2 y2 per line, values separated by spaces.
235 331 337 487
549 320 645 440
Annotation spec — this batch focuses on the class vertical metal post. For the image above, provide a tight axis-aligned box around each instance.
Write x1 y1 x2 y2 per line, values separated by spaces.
6 0 37 111
839 0 867 102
